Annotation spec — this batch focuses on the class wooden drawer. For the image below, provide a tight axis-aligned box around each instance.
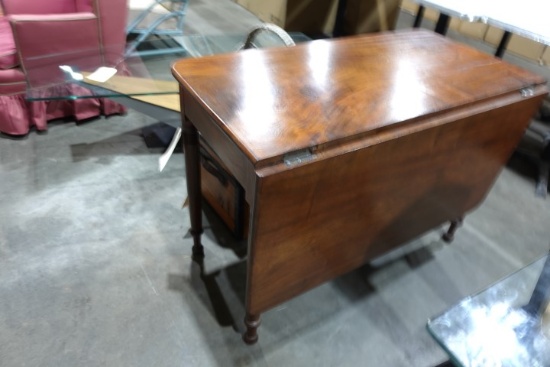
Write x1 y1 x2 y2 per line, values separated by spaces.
199 137 248 239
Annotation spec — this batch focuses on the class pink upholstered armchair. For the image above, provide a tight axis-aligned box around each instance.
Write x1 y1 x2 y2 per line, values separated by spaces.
0 0 128 136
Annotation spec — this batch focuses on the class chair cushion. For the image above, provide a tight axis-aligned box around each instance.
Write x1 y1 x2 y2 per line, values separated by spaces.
0 17 18 69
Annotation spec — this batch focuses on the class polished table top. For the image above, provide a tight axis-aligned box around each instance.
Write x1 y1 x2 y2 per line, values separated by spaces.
172 29 545 166
428 252 550 366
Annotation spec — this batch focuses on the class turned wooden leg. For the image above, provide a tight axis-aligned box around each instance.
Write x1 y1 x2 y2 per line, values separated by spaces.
183 117 204 259
442 217 463 243
242 313 261 345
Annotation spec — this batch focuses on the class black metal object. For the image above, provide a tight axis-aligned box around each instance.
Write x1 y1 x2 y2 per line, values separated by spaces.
434 13 451 35
141 122 178 148
333 0 348 37
495 31 512 58
413 5 425 28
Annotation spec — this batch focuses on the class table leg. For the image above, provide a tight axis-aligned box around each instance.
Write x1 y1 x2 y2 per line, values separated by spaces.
442 217 463 243
434 14 451 35
183 117 204 258
332 0 348 37
413 5 425 28
495 31 512 58
242 313 261 345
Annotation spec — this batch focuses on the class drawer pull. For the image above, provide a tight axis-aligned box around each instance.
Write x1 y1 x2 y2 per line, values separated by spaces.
200 147 229 187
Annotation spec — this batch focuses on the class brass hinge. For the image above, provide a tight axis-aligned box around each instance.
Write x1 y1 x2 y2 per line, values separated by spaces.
283 149 314 166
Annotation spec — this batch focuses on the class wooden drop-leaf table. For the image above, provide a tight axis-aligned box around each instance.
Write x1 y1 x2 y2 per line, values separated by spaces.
171 29 547 344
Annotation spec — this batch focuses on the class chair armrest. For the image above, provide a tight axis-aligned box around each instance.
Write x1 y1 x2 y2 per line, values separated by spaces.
9 13 103 87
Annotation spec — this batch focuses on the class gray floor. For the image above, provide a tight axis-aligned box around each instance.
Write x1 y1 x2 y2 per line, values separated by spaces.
1 2 550 367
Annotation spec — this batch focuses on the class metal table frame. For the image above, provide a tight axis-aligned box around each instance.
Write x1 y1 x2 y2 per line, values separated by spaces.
126 0 189 57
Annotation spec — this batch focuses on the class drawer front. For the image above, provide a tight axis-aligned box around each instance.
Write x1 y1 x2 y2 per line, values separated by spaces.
200 139 248 239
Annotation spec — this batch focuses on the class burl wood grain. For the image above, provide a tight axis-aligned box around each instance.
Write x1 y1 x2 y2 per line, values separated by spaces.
172 29 548 342
172 30 545 168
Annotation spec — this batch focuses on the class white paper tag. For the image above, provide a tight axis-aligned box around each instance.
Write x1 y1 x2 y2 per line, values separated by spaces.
158 127 182 172
86 67 117 83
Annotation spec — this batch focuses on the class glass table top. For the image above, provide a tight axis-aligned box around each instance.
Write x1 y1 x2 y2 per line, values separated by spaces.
24 0 310 102
413 0 550 45
428 252 550 367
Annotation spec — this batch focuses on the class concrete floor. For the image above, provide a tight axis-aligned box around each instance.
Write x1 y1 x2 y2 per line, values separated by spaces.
1 2 550 366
